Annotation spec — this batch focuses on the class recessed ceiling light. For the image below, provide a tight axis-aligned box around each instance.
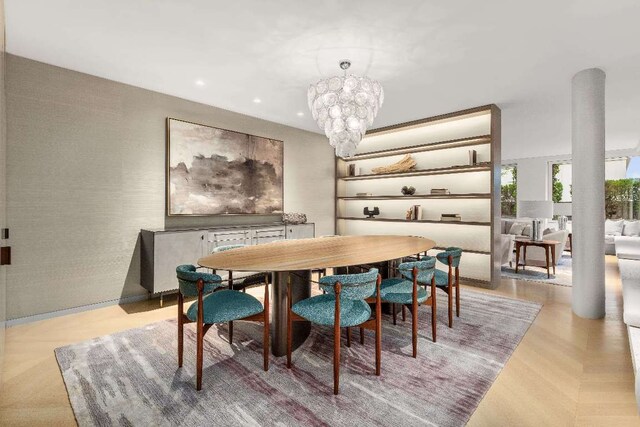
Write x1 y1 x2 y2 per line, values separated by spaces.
297 112 304 117
253 98 262 104
195 79 205 86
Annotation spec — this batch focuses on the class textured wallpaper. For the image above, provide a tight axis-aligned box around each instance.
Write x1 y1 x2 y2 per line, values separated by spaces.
6 55 334 319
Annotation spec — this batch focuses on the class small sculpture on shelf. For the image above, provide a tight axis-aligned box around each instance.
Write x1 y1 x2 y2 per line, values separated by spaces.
371 154 417 174
363 207 380 218
401 185 416 195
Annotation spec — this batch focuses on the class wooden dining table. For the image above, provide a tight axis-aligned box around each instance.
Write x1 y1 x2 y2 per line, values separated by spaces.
198 235 435 356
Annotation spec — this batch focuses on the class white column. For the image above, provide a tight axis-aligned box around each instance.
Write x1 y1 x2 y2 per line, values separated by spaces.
572 68 606 319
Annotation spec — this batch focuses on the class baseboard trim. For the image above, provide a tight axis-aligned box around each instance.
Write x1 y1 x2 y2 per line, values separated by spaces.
6 294 150 327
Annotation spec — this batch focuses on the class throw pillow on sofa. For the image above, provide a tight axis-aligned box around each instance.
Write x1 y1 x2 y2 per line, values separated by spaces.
623 220 640 237
509 222 526 235
605 219 624 236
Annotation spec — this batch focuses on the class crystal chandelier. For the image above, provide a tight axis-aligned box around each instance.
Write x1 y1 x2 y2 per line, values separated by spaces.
307 60 384 158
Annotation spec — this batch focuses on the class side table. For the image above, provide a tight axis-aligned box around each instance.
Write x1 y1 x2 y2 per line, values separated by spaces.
514 238 560 279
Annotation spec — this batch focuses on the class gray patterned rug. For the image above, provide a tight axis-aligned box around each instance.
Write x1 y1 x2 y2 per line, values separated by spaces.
501 254 573 287
55 290 541 427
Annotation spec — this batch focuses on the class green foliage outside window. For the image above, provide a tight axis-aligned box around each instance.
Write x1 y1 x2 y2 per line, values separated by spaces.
605 178 640 219
501 167 517 217
552 164 563 203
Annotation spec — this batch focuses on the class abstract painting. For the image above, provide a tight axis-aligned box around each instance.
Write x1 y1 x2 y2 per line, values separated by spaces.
166 118 283 216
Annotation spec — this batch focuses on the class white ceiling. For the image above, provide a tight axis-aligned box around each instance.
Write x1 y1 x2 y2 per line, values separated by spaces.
5 0 640 160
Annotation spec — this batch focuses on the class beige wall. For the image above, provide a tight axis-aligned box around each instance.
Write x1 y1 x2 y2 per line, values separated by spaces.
6 54 334 320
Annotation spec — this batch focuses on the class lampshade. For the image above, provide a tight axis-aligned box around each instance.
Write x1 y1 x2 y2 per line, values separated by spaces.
553 202 572 216
518 200 554 218
307 60 383 158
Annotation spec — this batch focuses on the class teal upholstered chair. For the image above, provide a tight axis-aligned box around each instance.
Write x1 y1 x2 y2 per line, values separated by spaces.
287 268 381 395
378 258 437 357
435 247 462 327
211 244 271 343
211 244 270 292
176 265 269 390
211 244 247 287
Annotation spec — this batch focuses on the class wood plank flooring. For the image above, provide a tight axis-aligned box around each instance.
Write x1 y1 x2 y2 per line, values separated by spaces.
1 256 639 426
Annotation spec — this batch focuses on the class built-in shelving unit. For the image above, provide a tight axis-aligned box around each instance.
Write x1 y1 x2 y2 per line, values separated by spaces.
337 193 491 200
337 217 491 226
339 164 491 181
335 105 501 288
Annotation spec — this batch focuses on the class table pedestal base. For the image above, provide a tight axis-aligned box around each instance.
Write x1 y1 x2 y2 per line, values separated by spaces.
271 270 311 356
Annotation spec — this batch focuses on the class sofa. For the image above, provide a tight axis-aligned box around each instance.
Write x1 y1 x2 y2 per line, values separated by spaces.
606 219 640 255
615 236 640 261
500 219 569 267
616 257 640 412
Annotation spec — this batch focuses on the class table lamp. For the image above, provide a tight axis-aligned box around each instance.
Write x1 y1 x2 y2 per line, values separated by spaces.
518 200 553 241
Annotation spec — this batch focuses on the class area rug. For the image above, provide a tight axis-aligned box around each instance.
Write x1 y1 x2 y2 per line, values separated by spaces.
501 254 573 286
55 290 541 427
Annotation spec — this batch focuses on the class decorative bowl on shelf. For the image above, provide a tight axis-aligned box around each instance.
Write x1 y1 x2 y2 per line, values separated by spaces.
283 212 307 224
401 186 416 195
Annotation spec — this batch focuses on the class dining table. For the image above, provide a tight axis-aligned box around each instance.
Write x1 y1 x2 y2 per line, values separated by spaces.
198 235 436 356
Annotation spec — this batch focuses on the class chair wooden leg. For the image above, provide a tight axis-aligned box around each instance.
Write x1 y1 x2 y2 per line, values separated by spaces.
455 268 460 317
196 323 203 390
402 304 406 322
410 266 419 358
448 286 453 328
360 327 365 345
334 282 342 395
346 327 351 347
431 277 437 343
286 278 292 369
263 278 270 372
178 292 184 367
375 275 382 375
412 295 418 358
392 303 397 325
196 282 205 391
334 324 341 395
229 321 233 344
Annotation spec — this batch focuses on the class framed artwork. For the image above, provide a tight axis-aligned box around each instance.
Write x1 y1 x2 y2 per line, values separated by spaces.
166 118 284 216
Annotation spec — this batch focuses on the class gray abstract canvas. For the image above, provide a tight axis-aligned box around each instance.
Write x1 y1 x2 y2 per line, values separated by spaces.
167 118 283 215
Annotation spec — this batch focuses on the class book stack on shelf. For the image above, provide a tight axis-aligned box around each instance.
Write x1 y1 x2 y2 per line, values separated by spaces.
406 205 422 221
431 188 450 195
355 192 372 197
441 213 462 222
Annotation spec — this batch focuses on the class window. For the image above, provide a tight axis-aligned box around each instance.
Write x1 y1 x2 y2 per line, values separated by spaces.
550 157 640 220
552 163 572 202
605 157 640 220
501 165 517 217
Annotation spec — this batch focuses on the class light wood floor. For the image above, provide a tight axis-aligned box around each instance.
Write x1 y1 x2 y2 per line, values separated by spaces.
1 256 638 426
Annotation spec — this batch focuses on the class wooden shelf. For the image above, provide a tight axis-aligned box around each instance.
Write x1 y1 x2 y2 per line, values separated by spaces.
339 164 491 181
342 134 491 161
337 193 491 201
337 217 490 226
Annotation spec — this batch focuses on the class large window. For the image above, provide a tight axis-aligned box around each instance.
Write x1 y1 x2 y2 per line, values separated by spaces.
501 165 517 217
550 157 640 220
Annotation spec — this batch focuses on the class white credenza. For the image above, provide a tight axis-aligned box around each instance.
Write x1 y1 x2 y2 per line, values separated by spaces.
140 223 315 295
